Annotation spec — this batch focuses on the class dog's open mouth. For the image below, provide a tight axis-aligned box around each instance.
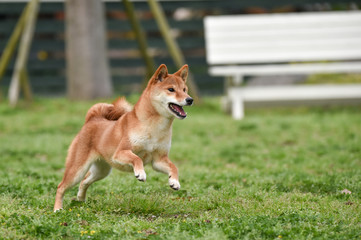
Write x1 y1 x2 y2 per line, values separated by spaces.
169 103 186 118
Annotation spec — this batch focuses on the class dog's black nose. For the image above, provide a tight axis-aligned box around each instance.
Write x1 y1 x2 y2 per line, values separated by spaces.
186 97 193 105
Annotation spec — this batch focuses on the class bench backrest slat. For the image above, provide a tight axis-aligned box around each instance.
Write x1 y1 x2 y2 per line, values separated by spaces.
204 11 361 65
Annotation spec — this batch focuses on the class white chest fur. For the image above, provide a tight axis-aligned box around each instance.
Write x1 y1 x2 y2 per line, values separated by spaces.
129 121 172 163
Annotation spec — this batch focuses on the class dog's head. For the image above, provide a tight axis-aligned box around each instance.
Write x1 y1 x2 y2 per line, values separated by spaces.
147 64 193 119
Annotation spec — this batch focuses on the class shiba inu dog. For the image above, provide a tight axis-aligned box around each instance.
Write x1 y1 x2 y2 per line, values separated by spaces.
54 64 193 211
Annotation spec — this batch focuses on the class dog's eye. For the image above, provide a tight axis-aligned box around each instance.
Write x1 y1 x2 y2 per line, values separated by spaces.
168 88 175 92
183 88 186 92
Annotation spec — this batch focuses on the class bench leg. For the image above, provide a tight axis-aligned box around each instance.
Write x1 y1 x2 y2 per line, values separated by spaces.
233 75 243 85
232 96 244 120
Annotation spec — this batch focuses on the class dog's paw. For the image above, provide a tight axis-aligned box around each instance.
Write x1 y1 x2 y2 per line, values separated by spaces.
54 208 63 212
75 196 86 202
135 170 146 182
169 178 180 190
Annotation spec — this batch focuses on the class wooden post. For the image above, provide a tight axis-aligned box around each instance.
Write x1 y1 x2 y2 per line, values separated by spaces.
0 2 30 82
147 0 200 103
66 0 113 100
8 0 38 107
122 0 156 88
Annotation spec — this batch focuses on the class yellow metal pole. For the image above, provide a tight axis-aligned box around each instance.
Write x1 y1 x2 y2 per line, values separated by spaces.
20 68 33 102
9 0 39 106
147 0 200 103
122 0 156 88
0 2 30 82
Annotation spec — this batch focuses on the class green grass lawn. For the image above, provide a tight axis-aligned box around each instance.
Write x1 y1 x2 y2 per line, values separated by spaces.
0 97 360 239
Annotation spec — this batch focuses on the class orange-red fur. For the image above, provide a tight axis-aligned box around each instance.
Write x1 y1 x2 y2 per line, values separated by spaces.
54 64 192 211
84 97 132 123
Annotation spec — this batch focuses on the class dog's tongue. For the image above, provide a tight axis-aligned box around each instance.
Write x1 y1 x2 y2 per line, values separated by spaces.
172 104 186 116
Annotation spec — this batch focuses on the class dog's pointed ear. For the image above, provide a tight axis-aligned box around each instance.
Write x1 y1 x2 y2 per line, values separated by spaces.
150 64 168 84
175 64 188 82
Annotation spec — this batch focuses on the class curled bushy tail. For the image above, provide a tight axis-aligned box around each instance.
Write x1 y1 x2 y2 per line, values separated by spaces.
85 97 133 123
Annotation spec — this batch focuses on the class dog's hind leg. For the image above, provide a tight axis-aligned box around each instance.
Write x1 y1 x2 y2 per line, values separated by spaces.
152 155 180 190
77 160 112 202
54 144 94 212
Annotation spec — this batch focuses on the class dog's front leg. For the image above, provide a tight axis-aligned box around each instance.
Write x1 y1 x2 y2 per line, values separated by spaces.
111 150 146 182
152 155 180 190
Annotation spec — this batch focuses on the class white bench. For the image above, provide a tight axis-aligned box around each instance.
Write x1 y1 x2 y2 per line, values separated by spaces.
204 11 361 119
